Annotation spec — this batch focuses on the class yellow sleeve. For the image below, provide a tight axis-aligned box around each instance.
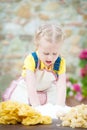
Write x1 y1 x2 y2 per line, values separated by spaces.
58 57 66 75
22 54 35 77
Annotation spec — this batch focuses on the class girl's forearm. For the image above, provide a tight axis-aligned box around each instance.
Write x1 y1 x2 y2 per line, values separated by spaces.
26 70 40 106
56 73 66 106
56 85 66 106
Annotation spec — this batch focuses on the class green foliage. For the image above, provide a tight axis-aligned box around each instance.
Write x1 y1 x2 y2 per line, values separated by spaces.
82 87 87 97
79 48 87 97
66 77 78 98
81 76 87 86
66 85 77 98
81 76 87 97
79 60 87 68
69 77 78 84
66 87 71 97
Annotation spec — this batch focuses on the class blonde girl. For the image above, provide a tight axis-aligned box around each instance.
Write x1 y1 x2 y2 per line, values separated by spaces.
2 23 66 107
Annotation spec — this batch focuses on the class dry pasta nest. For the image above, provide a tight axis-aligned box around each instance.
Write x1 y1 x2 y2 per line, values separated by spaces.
0 100 52 125
59 104 87 128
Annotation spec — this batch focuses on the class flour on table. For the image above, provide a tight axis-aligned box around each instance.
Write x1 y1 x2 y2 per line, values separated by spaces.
34 103 71 119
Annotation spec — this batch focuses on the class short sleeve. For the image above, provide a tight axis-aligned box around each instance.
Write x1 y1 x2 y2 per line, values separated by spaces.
58 57 66 75
21 54 35 77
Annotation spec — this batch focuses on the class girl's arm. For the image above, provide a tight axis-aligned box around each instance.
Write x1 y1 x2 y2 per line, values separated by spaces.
25 70 40 107
56 73 66 106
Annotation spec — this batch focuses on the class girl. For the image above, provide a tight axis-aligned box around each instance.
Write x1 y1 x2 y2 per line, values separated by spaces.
2 23 66 107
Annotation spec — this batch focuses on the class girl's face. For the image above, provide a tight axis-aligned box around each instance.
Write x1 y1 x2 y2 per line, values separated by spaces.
37 38 62 67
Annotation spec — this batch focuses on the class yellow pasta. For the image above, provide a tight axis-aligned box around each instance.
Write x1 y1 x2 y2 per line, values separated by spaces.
0 101 52 125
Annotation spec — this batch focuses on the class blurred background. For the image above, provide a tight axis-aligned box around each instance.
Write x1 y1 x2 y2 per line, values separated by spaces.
0 0 87 105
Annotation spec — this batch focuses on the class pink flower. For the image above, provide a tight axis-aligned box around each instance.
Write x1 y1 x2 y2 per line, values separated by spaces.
66 81 73 89
73 83 81 92
79 49 87 59
80 65 87 77
75 92 83 101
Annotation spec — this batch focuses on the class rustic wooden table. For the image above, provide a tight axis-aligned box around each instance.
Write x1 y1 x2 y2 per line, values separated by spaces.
0 120 84 130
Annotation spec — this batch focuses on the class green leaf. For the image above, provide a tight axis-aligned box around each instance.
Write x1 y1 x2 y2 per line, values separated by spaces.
66 87 71 97
69 77 78 84
82 88 87 97
81 76 87 86
79 60 87 68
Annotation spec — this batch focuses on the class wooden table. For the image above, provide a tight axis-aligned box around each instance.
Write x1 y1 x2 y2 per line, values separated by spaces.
0 120 84 130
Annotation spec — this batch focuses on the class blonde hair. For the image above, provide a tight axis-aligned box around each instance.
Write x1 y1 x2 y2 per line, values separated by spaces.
34 23 65 46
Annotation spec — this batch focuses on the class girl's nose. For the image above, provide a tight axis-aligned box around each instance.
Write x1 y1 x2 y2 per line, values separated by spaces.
47 55 53 61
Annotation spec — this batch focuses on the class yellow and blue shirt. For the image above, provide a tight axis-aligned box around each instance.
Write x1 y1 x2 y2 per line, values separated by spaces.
22 51 66 77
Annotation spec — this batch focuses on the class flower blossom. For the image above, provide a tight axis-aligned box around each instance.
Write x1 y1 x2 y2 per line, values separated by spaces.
80 65 87 77
73 83 81 92
75 92 83 101
79 49 87 59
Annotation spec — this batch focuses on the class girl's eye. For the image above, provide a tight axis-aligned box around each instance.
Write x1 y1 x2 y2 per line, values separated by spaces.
53 53 57 55
44 53 49 55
